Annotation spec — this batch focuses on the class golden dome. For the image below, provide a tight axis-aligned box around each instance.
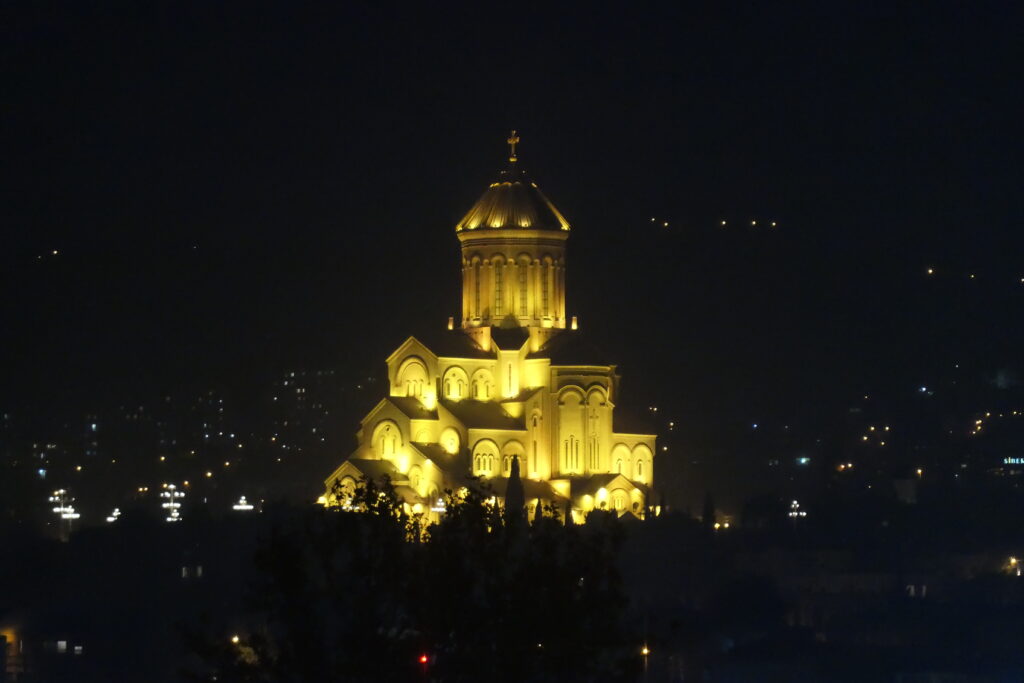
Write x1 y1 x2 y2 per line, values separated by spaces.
456 172 570 232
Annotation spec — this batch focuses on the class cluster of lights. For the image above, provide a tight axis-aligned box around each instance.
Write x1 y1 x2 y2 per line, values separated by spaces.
713 521 730 530
788 500 807 518
719 219 778 228
232 496 254 511
49 489 80 520
969 410 1021 437
860 424 891 447
161 483 185 522
106 507 121 523
837 462 854 471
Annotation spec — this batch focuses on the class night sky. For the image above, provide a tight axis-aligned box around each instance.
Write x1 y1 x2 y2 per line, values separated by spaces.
4 3 1023 500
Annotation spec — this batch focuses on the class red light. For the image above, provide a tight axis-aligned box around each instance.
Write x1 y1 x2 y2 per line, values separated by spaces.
419 654 428 664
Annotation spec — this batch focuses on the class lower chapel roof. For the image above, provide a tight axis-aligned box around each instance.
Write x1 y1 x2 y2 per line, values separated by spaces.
439 398 523 430
388 396 439 420
528 331 617 366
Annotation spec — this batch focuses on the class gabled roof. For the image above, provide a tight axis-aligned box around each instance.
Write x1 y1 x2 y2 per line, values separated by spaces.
572 473 647 497
501 386 545 404
385 335 438 365
440 398 524 430
410 442 467 474
411 328 494 359
479 477 568 502
527 331 616 366
387 396 438 420
326 458 402 486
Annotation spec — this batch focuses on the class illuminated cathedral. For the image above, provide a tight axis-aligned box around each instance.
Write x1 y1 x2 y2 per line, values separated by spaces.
323 132 657 522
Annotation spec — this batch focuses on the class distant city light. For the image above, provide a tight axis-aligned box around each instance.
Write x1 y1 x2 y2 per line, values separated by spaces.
232 496 254 511
106 508 121 523
49 489 81 520
161 483 185 522
796 456 810 466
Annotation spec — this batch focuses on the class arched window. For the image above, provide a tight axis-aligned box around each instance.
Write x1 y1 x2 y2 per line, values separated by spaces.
615 459 623 474
443 367 469 400
473 440 499 478
494 261 504 317
397 359 428 400
471 369 494 401
612 490 627 511
541 263 549 315
637 460 643 477
474 262 481 317
518 260 528 315
373 421 401 459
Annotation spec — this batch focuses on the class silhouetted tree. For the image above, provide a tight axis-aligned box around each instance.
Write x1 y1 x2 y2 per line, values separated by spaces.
186 476 630 682
702 491 716 532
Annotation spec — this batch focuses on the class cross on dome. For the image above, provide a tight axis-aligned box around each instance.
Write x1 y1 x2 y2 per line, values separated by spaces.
507 129 520 162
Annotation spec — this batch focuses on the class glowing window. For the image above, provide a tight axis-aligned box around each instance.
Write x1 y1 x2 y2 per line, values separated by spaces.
494 263 503 317
518 261 528 315
541 263 549 315
474 263 481 317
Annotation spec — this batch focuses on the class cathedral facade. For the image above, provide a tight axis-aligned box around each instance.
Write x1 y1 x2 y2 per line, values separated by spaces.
323 134 656 522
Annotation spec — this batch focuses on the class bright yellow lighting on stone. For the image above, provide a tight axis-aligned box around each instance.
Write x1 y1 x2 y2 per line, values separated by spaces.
321 134 657 520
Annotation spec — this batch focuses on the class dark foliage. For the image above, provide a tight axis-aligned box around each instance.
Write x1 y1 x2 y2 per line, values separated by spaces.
186 478 629 682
